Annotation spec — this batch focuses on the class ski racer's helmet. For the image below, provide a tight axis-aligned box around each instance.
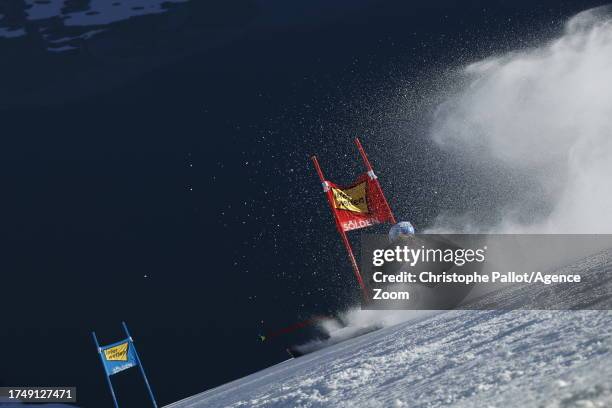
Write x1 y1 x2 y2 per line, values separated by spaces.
389 221 415 242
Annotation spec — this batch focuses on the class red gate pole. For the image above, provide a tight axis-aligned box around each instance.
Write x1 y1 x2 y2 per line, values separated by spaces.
354 138 397 224
311 155 370 302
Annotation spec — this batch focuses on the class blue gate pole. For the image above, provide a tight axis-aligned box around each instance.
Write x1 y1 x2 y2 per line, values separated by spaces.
122 322 158 408
92 332 120 408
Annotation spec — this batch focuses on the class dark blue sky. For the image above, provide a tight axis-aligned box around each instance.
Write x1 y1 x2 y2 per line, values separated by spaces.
0 1 607 407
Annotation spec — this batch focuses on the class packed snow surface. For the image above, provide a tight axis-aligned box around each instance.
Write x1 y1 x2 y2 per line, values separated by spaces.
165 253 612 408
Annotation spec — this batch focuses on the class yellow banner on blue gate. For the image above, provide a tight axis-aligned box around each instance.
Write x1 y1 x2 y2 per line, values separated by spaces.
100 338 138 376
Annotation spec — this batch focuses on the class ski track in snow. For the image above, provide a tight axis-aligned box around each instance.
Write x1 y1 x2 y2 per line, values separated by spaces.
166 253 612 408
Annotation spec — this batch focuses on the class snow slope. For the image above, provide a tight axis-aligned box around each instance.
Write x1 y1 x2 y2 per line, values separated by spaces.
165 253 612 408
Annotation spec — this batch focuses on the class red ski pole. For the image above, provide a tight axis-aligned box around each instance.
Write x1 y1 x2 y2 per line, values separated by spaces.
311 155 370 301
354 137 397 224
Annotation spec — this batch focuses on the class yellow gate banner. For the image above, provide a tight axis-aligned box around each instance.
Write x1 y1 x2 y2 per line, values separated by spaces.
100 338 138 375
332 182 368 213
104 342 129 361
